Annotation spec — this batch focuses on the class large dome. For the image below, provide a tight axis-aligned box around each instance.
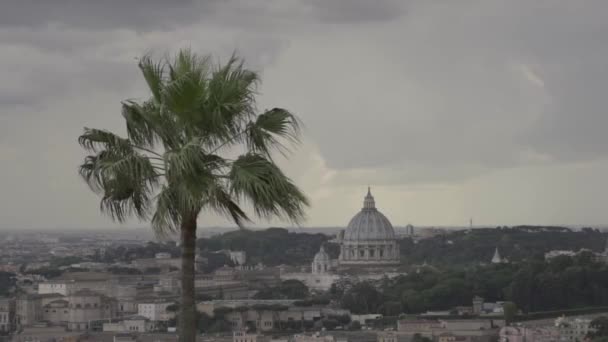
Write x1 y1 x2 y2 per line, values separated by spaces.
338 188 400 266
343 188 395 241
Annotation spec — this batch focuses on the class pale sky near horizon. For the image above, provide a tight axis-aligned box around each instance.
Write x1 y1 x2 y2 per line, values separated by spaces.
2 0 608 230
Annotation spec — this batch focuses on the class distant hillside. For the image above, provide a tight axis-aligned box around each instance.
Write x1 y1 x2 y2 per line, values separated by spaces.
196 227 337 267
400 226 606 265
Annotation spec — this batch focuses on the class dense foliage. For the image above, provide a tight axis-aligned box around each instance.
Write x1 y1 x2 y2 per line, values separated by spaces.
253 279 310 299
197 228 335 266
338 250 608 315
590 316 608 342
92 242 180 263
0 272 16 296
401 226 606 265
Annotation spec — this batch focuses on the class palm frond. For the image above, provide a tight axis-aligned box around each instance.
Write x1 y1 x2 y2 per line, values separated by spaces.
164 139 225 183
205 182 250 228
229 153 309 224
78 145 159 222
151 186 182 236
138 55 165 104
122 101 159 148
247 108 302 157
99 176 153 222
200 54 259 148
78 128 133 154
122 100 184 150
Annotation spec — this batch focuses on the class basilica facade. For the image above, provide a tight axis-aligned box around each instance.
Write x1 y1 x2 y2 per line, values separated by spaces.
280 188 401 291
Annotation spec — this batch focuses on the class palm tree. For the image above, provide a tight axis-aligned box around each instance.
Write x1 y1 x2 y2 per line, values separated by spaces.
77 49 308 342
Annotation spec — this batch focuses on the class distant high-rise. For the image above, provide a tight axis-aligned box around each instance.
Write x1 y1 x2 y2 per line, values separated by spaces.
405 224 415 236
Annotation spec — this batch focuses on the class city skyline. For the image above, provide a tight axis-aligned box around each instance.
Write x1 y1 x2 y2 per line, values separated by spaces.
3 1 608 229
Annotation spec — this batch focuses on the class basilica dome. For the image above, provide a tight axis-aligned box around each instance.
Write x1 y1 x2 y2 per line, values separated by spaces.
343 190 395 241
339 188 400 266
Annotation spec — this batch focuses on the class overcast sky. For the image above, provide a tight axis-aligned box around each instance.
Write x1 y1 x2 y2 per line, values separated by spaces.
2 0 608 230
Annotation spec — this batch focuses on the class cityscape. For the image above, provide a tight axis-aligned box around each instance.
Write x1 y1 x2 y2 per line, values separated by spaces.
2 1 608 342
2 190 608 341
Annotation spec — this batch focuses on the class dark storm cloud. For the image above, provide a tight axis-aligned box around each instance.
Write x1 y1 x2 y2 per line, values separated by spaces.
0 0 408 32
0 0 205 30
2 0 608 228
288 0 608 172
309 0 407 23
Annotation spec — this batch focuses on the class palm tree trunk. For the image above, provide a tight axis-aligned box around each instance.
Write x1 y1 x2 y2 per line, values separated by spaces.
179 216 197 342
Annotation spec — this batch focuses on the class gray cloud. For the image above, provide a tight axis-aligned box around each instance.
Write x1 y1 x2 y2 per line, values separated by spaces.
0 0 204 30
2 0 608 229
270 1 608 174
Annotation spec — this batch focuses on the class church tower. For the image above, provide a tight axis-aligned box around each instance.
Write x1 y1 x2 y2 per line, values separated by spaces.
312 246 331 274
491 247 503 264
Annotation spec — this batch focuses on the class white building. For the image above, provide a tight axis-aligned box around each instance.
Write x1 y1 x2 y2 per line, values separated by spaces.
66 289 117 331
39 282 69 296
230 251 247 266
280 246 340 291
103 316 151 333
234 331 267 342
396 319 500 342
137 301 174 322
155 252 171 259
38 272 111 296
555 316 594 342
294 334 347 342
499 326 559 342
544 250 577 260
283 189 404 291
0 297 15 333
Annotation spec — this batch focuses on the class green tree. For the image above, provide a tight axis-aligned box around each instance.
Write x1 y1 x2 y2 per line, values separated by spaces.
78 49 308 342
0 272 16 296
590 316 608 338
412 333 432 342
349 320 362 330
280 279 309 299
341 282 384 314
502 301 517 324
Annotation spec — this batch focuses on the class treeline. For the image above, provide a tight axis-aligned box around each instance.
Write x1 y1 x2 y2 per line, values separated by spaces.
196 228 334 266
92 241 180 263
401 226 607 265
0 272 15 296
332 251 608 315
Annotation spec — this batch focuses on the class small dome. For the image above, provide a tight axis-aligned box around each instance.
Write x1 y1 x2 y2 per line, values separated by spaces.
313 246 330 263
343 188 395 241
